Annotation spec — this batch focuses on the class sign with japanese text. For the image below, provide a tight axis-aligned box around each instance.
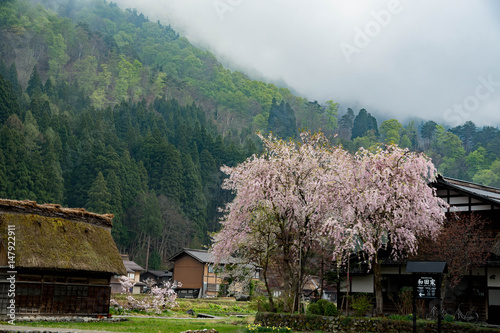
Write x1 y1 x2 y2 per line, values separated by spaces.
416 276 438 299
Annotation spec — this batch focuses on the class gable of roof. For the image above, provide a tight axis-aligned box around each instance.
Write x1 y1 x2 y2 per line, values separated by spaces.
0 199 126 275
169 248 212 263
169 248 237 265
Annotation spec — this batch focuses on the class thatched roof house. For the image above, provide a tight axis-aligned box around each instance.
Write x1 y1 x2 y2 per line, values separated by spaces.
0 199 126 318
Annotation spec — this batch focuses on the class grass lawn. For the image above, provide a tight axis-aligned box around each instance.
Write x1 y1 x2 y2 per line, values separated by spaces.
110 296 257 318
10 316 255 333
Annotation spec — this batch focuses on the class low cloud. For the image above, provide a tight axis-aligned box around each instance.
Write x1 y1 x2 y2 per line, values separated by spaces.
114 0 500 127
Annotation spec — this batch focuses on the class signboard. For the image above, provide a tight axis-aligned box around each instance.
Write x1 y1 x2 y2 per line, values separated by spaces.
416 275 438 299
406 261 446 333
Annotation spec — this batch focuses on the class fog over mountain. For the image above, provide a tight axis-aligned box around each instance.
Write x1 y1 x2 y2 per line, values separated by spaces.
113 0 500 127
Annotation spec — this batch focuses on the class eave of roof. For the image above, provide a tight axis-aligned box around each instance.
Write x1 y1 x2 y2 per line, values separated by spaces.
142 270 171 277
433 175 500 206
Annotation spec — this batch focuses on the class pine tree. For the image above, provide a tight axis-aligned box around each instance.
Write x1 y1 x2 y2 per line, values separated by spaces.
351 108 378 140
26 66 44 97
0 73 18 123
86 172 112 214
181 152 207 241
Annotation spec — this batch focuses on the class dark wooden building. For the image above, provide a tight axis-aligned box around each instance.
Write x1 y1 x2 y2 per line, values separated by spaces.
169 249 225 298
337 176 500 323
0 199 126 318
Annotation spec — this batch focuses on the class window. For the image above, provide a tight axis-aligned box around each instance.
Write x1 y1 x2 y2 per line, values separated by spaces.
208 264 214 273
128 273 135 280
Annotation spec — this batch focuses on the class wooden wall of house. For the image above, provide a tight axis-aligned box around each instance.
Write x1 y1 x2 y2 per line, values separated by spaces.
173 254 203 289
0 270 112 317
0 241 7 266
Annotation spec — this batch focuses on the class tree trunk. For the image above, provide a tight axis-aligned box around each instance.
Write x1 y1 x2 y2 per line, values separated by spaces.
320 255 324 300
145 235 151 270
373 260 383 316
262 268 275 312
281 240 295 313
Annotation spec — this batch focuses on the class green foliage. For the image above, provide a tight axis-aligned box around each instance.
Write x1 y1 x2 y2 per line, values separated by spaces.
379 119 403 145
351 109 378 140
444 314 455 322
0 0 500 274
248 279 256 297
307 299 338 316
86 172 111 214
324 301 339 316
349 293 373 317
245 324 292 332
388 314 408 321
251 296 284 313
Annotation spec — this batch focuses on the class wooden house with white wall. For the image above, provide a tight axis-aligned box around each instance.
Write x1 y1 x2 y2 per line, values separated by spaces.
338 175 500 323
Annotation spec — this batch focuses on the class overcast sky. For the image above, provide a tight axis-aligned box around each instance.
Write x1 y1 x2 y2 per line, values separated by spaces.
113 0 500 127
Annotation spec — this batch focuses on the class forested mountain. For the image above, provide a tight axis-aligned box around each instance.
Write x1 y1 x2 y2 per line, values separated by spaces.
0 0 499 269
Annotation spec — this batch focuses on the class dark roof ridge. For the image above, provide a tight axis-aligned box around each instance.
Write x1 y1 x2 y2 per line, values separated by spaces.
0 199 114 228
440 175 500 194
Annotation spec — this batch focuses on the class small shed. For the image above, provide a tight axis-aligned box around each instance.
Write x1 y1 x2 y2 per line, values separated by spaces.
0 199 126 318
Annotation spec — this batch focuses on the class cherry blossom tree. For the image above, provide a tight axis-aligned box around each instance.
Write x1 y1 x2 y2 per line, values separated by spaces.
325 145 448 315
212 132 447 315
119 278 181 314
211 132 350 312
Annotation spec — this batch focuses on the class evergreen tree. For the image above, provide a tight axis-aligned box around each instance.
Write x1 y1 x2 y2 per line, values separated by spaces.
26 66 44 97
7 63 20 95
0 73 18 123
181 152 207 242
351 109 378 140
42 128 64 204
267 99 298 139
86 172 112 214
338 108 355 140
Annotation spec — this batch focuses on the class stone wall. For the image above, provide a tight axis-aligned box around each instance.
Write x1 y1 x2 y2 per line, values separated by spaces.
255 312 497 332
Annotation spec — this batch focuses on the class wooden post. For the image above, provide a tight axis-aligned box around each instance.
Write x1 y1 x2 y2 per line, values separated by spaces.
412 273 417 333
437 274 442 333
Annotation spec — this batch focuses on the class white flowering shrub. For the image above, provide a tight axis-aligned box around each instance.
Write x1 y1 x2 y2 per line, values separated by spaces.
120 278 182 314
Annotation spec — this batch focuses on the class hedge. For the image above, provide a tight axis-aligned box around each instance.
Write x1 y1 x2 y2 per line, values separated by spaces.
254 312 498 332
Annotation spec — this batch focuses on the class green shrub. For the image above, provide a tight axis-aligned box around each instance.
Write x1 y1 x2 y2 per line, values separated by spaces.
443 314 454 322
324 302 338 316
307 299 337 316
307 303 320 315
250 295 285 313
315 299 329 313
350 293 373 317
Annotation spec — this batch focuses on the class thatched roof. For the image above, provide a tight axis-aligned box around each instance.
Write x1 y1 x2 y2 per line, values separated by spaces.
0 199 114 228
0 199 126 275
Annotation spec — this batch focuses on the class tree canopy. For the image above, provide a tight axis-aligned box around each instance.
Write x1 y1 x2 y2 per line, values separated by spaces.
212 132 447 314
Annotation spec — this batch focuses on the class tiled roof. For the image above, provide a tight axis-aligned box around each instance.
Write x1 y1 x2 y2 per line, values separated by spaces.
169 248 237 265
144 270 172 278
123 260 145 273
437 175 500 206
